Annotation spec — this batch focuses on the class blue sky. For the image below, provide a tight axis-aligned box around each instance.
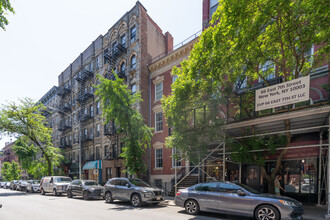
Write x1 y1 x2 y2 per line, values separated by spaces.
0 0 202 149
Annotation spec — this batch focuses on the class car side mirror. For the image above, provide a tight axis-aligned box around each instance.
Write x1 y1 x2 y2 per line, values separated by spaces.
125 183 130 188
237 190 246 196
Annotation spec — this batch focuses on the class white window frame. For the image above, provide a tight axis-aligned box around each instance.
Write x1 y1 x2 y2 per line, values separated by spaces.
155 82 163 101
172 147 182 168
155 112 163 132
155 148 163 169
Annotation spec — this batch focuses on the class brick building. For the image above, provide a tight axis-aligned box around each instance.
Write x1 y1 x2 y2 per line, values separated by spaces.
54 2 172 183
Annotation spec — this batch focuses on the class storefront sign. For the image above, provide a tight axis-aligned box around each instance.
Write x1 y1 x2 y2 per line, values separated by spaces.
264 147 319 160
255 76 310 111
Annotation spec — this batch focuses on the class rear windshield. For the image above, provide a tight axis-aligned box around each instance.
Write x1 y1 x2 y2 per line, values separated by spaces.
84 181 98 186
129 179 150 187
54 177 72 183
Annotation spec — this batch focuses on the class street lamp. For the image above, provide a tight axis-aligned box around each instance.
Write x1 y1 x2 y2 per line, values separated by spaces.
48 106 82 179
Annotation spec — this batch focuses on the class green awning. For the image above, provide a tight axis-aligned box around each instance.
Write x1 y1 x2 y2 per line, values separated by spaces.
82 161 98 170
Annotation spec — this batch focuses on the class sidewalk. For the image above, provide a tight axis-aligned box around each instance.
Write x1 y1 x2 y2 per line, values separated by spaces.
165 196 328 219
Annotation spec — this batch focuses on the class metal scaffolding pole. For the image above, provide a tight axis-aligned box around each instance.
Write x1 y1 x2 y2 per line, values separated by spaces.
318 131 323 206
326 116 330 218
222 142 226 181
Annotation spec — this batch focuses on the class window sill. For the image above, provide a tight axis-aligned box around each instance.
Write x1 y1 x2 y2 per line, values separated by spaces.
153 168 163 171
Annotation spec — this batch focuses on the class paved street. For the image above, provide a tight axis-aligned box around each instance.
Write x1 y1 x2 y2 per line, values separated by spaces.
0 189 252 220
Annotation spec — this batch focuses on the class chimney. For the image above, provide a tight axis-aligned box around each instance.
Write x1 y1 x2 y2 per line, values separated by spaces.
165 32 173 54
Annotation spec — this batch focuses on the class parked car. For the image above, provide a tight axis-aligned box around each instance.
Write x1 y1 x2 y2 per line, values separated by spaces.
10 180 19 190
104 178 164 207
16 180 28 191
40 176 72 196
175 181 303 220
0 182 6 188
5 182 11 189
67 180 104 200
26 180 41 193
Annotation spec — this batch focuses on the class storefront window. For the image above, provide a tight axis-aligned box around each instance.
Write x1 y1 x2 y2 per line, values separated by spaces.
283 158 317 194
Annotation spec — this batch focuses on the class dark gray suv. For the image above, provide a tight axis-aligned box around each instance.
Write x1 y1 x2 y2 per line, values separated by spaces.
104 178 164 207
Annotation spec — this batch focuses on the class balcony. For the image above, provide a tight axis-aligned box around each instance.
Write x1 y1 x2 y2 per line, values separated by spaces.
104 123 116 136
59 142 72 149
57 122 72 132
59 104 72 113
81 135 94 143
76 92 93 103
57 87 71 97
79 113 93 122
76 70 94 83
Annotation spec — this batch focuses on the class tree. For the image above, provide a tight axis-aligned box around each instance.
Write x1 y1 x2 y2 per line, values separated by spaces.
0 0 14 30
162 0 328 193
0 98 63 176
1 161 21 181
95 74 153 177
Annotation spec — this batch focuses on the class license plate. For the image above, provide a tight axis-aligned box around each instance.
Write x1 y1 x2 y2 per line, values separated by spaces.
157 196 161 200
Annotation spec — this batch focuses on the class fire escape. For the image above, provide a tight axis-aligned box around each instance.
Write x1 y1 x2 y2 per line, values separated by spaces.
76 66 94 162
57 85 72 149
103 42 127 161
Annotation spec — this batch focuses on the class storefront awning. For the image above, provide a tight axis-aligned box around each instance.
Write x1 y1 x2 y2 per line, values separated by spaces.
82 161 101 170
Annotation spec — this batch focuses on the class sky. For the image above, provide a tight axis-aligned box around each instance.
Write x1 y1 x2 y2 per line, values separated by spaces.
0 0 202 149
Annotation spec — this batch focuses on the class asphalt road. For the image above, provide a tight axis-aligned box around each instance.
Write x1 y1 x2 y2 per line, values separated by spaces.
0 188 251 220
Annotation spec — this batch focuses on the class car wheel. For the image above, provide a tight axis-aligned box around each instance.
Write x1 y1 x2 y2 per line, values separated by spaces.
67 190 73 198
105 192 113 203
255 205 280 220
41 188 45 195
83 191 90 200
185 199 200 215
131 194 142 207
53 188 58 196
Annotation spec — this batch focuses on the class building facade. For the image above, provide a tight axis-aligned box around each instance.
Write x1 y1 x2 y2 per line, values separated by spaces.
54 2 172 183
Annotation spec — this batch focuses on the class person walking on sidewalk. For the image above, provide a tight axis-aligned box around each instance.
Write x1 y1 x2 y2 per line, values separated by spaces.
275 175 286 196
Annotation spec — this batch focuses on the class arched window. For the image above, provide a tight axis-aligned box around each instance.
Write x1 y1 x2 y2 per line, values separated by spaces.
120 62 126 73
131 55 136 69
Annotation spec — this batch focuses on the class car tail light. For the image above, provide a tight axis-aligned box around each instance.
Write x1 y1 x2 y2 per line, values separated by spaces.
176 191 182 196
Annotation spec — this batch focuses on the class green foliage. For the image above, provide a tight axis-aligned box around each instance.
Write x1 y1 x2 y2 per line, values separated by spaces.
2 161 21 181
229 135 287 167
0 98 63 176
0 0 14 30
95 74 153 176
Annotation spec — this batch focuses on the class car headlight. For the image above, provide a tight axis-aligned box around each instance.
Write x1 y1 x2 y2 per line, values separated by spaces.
89 188 95 192
142 191 153 197
279 200 298 207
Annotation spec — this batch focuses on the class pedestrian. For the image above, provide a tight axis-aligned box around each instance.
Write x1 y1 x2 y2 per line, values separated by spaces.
274 175 286 196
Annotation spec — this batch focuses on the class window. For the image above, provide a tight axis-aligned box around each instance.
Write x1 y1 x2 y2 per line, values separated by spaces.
84 107 87 115
69 135 72 145
219 182 240 193
172 147 182 167
84 128 88 139
195 182 218 192
130 26 136 43
96 124 100 137
96 147 100 160
112 41 118 54
210 0 219 19
90 105 93 117
131 55 136 69
90 127 93 138
172 75 178 84
104 145 109 157
155 82 163 101
96 55 101 69
96 101 100 114
155 148 163 168
120 62 126 74
120 34 126 47
259 61 275 82
131 84 136 95
72 152 76 162
155 112 163 132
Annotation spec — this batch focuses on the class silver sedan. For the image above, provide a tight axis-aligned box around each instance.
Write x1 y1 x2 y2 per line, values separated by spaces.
175 181 303 220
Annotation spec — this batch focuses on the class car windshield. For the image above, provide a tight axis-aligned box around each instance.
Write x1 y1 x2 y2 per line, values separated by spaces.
84 181 98 186
129 179 150 187
236 183 261 194
54 177 72 183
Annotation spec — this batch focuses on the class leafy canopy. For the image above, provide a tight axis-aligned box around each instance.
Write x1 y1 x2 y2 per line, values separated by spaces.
2 161 21 181
0 0 14 30
95 74 153 176
0 98 63 176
